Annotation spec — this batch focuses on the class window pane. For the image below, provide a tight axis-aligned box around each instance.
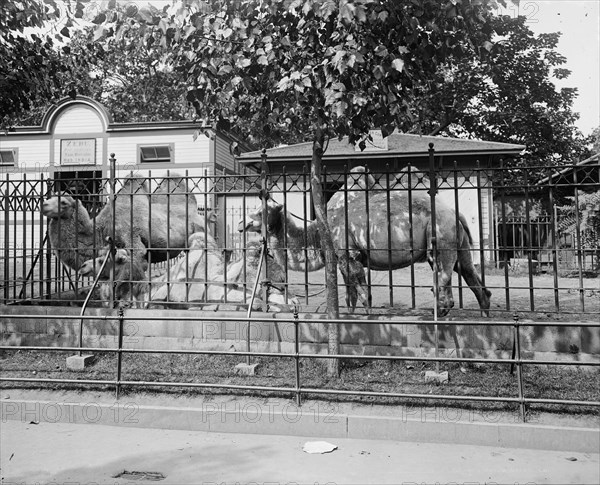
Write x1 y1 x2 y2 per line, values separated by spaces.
140 146 170 163
0 150 15 165
155 146 171 158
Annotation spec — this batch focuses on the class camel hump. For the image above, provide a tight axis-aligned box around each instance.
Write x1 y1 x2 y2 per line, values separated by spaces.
349 166 377 190
396 166 429 189
119 176 149 194
153 173 187 194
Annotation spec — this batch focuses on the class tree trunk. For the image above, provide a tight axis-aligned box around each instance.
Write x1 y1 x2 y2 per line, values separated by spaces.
310 125 340 377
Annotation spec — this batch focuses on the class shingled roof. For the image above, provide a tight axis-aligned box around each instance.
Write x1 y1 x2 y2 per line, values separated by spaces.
237 132 525 163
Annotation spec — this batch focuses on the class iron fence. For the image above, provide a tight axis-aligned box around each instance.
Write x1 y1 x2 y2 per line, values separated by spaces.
1 155 598 315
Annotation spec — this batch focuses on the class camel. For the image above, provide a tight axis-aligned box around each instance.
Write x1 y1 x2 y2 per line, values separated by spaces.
41 177 149 271
41 174 201 272
79 233 291 310
149 232 289 309
226 240 287 295
239 167 491 316
78 247 149 308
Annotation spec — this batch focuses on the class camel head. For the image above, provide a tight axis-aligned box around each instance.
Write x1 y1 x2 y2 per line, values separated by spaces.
78 256 102 278
81 247 148 307
237 199 283 234
79 248 147 279
41 193 78 219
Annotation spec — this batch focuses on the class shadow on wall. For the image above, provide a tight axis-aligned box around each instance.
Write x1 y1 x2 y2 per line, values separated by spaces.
0 306 598 359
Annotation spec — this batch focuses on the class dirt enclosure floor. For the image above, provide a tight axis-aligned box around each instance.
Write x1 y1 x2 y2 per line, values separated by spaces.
282 264 599 320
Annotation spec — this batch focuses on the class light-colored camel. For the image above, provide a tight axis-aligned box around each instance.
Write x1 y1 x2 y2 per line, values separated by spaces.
149 233 289 310
41 175 201 271
240 167 491 316
79 233 290 310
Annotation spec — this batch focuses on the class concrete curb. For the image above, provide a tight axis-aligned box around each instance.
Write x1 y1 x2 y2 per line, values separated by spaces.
2 398 598 453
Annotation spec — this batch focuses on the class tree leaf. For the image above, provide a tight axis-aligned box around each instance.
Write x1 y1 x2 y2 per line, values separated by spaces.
373 65 385 80
92 13 106 25
93 26 107 41
218 64 232 76
374 45 388 57
391 58 404 72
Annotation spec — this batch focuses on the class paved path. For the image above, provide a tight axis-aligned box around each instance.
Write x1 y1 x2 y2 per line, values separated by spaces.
1 419 598 484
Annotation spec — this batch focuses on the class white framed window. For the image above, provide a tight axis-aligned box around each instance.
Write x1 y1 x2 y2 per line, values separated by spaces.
138 144 173 164
0 148 17 166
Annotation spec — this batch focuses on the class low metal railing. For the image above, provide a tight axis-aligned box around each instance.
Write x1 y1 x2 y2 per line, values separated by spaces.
1 311 598 422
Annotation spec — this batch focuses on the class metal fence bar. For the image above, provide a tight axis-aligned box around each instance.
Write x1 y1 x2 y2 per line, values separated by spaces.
3 343 599 367
385 166 394 307
407 163 416 309
364 165 373 304
302 163 309 306
513 313 526 421
293 305 301 406
115 307 124 399
428 144 440 372
547 166 561 310
2 176 9 304
572 167 586 311
3 311 600 327
453 160 464 309
475 160 486 288
523 174 535 311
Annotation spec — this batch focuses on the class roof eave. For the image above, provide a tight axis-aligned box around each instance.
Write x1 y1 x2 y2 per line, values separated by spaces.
238 147 525 164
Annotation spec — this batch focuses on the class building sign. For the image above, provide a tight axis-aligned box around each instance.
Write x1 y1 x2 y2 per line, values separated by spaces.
354 130 389 152
60 139 96 165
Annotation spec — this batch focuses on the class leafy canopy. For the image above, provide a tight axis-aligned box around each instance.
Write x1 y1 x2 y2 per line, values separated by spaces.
1 1 190 128
92 0 505 149
0 1 92 126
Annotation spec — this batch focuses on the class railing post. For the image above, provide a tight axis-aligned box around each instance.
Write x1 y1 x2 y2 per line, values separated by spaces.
428 143 440 374
513 313 526 422
4 173 10 303
109 154 117 308
385 165 393 307
294 303 302 407
260 149 270 312
115 306 125 400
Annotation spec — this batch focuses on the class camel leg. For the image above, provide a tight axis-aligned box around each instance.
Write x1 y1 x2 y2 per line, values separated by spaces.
338 255 358 311
338 254 370 312
456 246 491 316
433 249 456 317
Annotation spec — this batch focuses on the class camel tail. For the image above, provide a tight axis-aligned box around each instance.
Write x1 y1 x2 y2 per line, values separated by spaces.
458 213 474 247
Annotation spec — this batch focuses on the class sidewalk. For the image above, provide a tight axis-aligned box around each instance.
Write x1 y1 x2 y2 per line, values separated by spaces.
2 388 598 452
2 419 599 485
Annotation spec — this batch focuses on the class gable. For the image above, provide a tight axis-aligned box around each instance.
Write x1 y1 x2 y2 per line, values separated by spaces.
53 106 105 134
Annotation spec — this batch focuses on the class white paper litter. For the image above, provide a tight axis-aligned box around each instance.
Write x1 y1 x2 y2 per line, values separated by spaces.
303 441 338 454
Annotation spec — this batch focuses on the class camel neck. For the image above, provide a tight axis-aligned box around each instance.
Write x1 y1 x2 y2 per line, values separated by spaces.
268 210 324 272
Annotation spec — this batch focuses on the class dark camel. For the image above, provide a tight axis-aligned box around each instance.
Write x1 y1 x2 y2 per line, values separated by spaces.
240 167 491 316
